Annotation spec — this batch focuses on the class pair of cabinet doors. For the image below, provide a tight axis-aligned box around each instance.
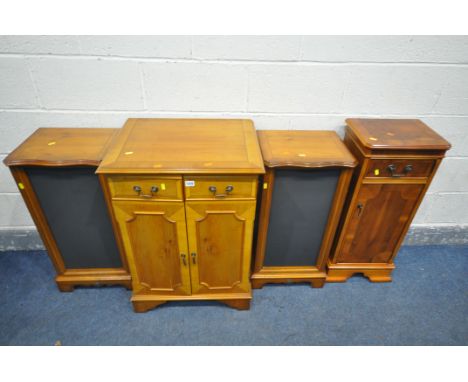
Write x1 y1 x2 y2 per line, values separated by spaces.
112 199 256 297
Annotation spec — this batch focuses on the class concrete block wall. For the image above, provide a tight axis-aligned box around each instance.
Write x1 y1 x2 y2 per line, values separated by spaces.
0 36 467 246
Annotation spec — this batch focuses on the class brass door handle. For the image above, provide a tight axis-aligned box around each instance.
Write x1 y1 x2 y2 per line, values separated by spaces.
208 185 234 198
387 164 413 177
357 203 364 217
133 185 159 198
181 254 187 266
191 252 197 264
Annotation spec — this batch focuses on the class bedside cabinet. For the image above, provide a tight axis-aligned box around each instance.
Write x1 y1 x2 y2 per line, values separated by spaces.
3 128 131 291
251 130 357 288
97 118 264 312
328 119 451 282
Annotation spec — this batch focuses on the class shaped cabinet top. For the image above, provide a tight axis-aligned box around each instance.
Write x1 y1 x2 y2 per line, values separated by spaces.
97 119 265 174
4 128 118 167
257 130 357 168
346 118 451 151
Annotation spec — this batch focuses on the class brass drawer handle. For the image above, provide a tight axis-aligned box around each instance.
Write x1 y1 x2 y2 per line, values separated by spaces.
387 164 413 177
181 254 187 266
191 252 197 264
133 185 159 198
208 185 234 198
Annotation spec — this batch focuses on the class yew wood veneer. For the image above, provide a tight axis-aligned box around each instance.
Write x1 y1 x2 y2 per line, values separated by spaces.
3 128 131 291
97 118 265 312
251 130 357 288
328 119 451 282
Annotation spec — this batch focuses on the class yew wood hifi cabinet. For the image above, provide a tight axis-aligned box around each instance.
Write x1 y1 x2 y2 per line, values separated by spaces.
97 118 264 312
251 130 357 288
327 119 451 282
3 128 131 291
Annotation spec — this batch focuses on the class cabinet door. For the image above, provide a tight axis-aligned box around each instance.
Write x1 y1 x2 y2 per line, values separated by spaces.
113 201 191 295
185 201 256 295
336 183 425 263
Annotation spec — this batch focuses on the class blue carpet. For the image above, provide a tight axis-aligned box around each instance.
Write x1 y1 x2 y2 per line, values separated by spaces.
0 245 467 345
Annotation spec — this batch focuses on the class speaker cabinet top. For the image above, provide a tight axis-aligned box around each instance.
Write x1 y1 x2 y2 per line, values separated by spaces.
4 128 118 167
257 130 357 168
346 118 451 153
97 118 265 175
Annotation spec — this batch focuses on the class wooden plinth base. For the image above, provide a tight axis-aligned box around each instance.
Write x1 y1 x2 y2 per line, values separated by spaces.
326 262 395 283
132 300 167 313
251 277 325 289
218 299 251 310
57 283 75 292
55 268 132 292
251 269 327 289
131 292 252 313
132 298 251 313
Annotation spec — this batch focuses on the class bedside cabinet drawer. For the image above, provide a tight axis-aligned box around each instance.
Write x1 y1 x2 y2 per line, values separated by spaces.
365 159 435 179
184 176 257 200
108 175 183 200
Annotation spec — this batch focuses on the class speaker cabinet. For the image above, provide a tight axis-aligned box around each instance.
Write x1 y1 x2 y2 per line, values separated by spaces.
4 128 131 291
251 130 357 289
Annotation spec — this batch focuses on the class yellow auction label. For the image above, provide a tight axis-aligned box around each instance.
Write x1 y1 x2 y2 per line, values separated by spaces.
18 182 25 190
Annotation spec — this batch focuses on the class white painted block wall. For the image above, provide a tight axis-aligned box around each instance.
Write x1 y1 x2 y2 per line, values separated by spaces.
0 36 467 232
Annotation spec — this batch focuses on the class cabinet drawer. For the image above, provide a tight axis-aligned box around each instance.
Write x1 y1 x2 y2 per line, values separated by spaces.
365 159 435 179
184 176 257 200
107 175 183 201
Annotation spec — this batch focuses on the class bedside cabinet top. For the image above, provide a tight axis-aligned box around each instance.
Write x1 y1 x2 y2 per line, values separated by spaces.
3 128 119 167
257 130 357 168
97 118 265 174
346 118 451 152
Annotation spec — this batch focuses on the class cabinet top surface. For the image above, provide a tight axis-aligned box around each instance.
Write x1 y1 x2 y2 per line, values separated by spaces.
257 130 357 168
97 118 265 174
3 128 118 167
346 118 451 151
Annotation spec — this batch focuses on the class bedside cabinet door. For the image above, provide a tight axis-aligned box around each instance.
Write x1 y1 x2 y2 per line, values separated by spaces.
185 201 256 295
336 183 425 264
113 201 191 295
